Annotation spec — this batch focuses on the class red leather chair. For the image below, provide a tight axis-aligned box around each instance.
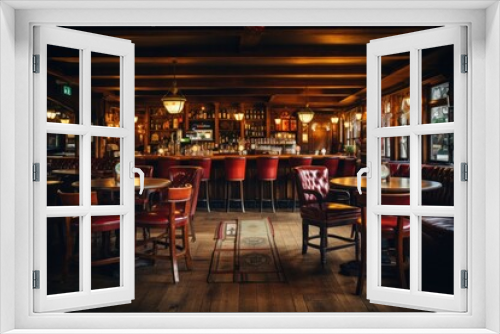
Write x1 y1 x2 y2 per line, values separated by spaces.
152 166 203 242
355 192 410 295
256 156 279 213
57 190 121 279
188 157 212 212
135 184 193 283
135 165 154 211
341 157 357 176
157 156 180 178
289 156 313 211
293 166 361 267
224 157 247 212
322 156 340 177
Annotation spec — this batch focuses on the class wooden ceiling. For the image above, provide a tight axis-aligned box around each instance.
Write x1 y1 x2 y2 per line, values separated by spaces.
58 26 432 111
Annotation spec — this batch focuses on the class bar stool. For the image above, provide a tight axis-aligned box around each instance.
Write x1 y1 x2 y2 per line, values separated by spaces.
188 157 212 212
256 156 279 213
224 157 246 213
322 156 340 177
289 156 313 211
157 156 180 178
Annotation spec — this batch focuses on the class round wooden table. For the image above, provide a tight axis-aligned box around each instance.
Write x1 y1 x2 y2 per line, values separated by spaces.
72 177 171 190
331 176 442 193
52 169 79 176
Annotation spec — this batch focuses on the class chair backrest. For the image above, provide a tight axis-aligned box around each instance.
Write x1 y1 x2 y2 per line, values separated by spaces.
341 157 357 176
293 166 330 206
256 156 279 180
58 190 98 206
322 156 340 177
168 166 203 218
135 165 154 178
166 184 193 220
224 157 246 181
289 156 313 168
188 157 212 181
157 156 181 178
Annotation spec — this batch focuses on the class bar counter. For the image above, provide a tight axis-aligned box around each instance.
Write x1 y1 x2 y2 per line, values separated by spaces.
135 154 356 209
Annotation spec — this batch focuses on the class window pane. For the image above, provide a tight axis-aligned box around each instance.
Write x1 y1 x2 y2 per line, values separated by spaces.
47 45 80 124
380 215 410 290
91 137 121 205
47 216 81 295
421 216 454 294
421 45 454 125
91 215 121 290
380 52 410 127
91 52 121 127
47 134 81 205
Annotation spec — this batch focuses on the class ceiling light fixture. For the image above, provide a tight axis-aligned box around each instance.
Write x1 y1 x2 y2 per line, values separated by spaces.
297 87 314 124
234 112 244 121
161 60 186 114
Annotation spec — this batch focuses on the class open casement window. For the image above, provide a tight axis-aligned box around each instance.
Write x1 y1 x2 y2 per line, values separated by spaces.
365 26 467 312
33 26 135 312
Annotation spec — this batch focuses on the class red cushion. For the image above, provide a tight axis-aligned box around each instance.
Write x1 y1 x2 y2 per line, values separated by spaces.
300 202 361 222
135 211 189 228
90 215 121 232
381 216 410 232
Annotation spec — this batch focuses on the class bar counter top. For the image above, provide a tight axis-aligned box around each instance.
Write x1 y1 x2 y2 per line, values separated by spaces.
135 154 352 161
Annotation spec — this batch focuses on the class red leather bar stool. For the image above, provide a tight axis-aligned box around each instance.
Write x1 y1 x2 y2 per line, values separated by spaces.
157 156 180 178
341 157 357 176
224 156 246 213
289 156 313 211
256 156 279 213
135 184 193 283
188 157 212 212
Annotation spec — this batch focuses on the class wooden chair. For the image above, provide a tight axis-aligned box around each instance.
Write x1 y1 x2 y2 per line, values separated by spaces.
293 166 361 267
135 184 193 283
57 190 121 280
355 192 410 295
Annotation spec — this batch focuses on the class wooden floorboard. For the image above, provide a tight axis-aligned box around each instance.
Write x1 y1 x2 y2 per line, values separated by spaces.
83 210 419 313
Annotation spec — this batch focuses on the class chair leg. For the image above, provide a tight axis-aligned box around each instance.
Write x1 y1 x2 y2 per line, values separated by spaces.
302 223 309 254
270 180 276 213
226 181 230 213
260 180 264 213
205 180 211 212
189 215 196 242
183 225 192 270
169 225 179 283
239 180 245 213
320 225 328 267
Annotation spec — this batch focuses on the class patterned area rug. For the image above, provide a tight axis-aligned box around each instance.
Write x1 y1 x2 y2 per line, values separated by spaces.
207 218 285 283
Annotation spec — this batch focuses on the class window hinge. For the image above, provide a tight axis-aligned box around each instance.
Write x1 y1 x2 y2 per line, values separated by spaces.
33 163 40 182
461 162 468 181
461 54 468 73
33 54 40 73
33 270 40 289
461 270 468 289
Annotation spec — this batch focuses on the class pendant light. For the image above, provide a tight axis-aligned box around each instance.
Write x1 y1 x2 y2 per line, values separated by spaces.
297 87 314 124
161 60 186 114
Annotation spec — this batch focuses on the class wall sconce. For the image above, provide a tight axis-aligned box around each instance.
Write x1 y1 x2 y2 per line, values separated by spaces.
356 112 362 121
47 109 57 120
274 118 282 125
60 118 70 124
134 116 138 123
331 116 339 124
344 121 350 128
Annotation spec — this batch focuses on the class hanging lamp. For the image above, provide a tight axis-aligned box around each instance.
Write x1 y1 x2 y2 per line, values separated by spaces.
161 60 186 114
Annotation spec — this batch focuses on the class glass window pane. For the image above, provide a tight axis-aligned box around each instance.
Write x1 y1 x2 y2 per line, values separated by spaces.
47 216 81 295
380 136 410 205
91 137 121 205
421 216 454 294
421 134 454 206
47 134 81 205
47 45 80 124
91 215 121 290
380 52 410 127
421 45 454 125
91 52 121 127
380 215 410 290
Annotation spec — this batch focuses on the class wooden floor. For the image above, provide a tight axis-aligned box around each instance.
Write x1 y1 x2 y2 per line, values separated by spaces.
85 210 416 313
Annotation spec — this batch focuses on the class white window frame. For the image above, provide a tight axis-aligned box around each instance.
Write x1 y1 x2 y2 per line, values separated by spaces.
0 1 498 333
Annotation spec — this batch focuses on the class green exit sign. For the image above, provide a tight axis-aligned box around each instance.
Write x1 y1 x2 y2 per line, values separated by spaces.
63 85 72 96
